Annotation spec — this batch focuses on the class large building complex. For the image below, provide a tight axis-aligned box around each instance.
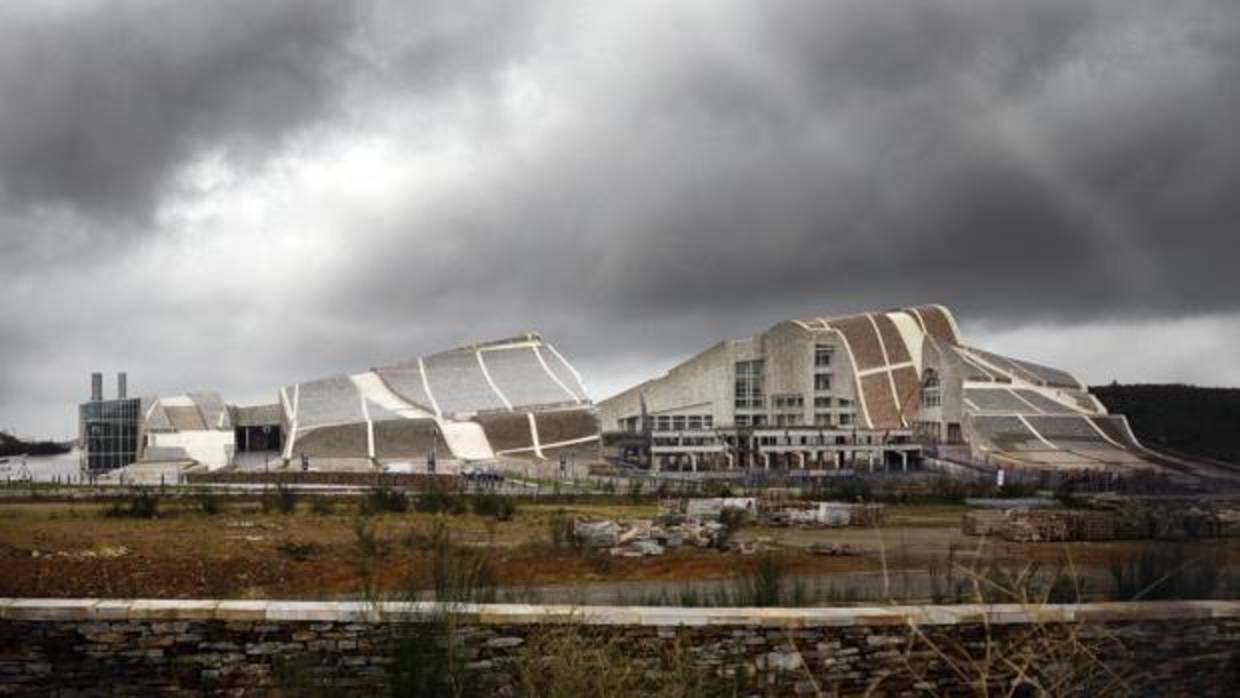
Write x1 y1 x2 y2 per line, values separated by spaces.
79 334 600 474
600 304 1175 476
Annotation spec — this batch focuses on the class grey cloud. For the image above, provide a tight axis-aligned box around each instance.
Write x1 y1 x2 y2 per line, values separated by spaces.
3 0 1240 438
323 0 1240 337
0 1 362 226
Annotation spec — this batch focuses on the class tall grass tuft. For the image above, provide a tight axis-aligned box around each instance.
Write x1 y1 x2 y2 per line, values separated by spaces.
103 490 160 519
1107 544 1226 601
363 486 409 514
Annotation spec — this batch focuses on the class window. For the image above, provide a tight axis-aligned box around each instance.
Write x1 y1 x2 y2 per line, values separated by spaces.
703 415 713 429
922 369 942 408
814 344 834 367
734 360 765 409
655 415 671 431
814 413 832 427
814 374 832 392
751 415 768 427
735 415 750 426
838 399 852 407
839 413 853 426
814 397 831 408
773 393 804 408
688 415 703 431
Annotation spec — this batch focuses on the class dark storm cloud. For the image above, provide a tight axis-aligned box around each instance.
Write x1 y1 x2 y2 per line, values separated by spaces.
3 0 1240 437
0 1 363 227
320 0 1240 357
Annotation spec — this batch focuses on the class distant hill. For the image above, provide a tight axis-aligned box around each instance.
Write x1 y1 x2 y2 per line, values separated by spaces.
0 430 72 457
1091 384 1240 466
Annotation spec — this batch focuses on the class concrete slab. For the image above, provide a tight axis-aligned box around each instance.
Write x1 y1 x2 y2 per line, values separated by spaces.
215 601 270 621
265 601 352 622
5 599 98 621
94 600 133 621
129 600 218 620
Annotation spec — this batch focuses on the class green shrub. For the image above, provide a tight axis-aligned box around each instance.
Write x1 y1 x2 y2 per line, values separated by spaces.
104 491 160 519
424 521 498 604
1108 544 1225 601
627 479 644 501
309 496 335 515
261 483 298 514
351 517 392 560
364 486 410 514
416 488 465 515
472 494 517 521
547 508 576 548
276 540 322 561
730 553 788 607
195 492 223 515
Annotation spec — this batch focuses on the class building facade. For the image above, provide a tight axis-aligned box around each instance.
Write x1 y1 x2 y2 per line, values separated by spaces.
78 333 600 474
600 304 1172 476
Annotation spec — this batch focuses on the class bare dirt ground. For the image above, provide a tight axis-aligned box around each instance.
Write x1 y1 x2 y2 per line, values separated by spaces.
0 497 1233 601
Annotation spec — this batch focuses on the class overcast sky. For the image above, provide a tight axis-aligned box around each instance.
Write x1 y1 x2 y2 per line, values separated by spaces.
2 0 1239 439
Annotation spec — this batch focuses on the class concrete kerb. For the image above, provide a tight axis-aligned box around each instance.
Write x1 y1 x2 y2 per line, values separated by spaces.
0 599 1237 627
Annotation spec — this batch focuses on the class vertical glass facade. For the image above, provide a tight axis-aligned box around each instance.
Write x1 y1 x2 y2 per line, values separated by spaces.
79 398 140 472
734 360 765 409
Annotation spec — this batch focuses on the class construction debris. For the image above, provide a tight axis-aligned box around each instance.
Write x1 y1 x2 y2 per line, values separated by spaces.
574 520 620 548
758 501 885 528
961 497 1240 543
681 497 758 520
574 516 729 555
809 542 857 556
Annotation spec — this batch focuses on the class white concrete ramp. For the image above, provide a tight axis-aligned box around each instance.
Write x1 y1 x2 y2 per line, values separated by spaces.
349 372 434 419
436 419 495 461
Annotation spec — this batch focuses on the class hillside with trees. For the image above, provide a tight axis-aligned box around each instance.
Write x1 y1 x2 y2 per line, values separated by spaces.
1091 384 1240 465
0 430 72 457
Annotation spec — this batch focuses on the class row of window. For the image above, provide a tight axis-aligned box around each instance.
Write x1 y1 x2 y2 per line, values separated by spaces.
776 394 857 409
651 414 714 432
734 359 765 409
736 413 854 427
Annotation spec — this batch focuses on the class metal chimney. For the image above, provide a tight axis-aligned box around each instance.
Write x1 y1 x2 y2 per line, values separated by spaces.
117 372 127 400
90 373 103 402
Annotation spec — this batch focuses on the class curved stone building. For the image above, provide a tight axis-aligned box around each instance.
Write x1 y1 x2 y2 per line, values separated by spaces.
600 304 1170 475
280 334 598 469
83 333 599 474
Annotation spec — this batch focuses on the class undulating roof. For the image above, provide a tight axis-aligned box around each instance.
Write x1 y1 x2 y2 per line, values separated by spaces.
280 333 598 462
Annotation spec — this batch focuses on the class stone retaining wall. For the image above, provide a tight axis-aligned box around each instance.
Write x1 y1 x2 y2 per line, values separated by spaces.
186 471 459 490
1 599 1237 695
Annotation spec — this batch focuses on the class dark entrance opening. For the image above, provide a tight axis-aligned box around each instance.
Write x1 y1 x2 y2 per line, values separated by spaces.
235 424 283 453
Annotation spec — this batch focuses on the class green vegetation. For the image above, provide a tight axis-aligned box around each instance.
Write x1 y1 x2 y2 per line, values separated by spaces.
1107 544 1228 601
194 492 223 515
261 483 298 514
0 430 71 457
546 508 576 548
471 494 518 521
1092 383 1240 464
103 490 160 519
415 482 466 515
806 475 1038 505
362 486 410 514
276 540 323 562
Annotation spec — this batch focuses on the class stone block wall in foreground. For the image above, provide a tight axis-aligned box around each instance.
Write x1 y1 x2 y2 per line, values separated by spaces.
1 599 1237 695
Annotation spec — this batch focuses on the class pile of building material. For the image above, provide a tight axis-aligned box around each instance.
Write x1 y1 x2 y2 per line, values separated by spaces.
759 501 885 528
573 520 620 547
682 497 758 520
573 516 728 556
962 501 1240 543
962 511 1007 536
1000 511 1073 543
